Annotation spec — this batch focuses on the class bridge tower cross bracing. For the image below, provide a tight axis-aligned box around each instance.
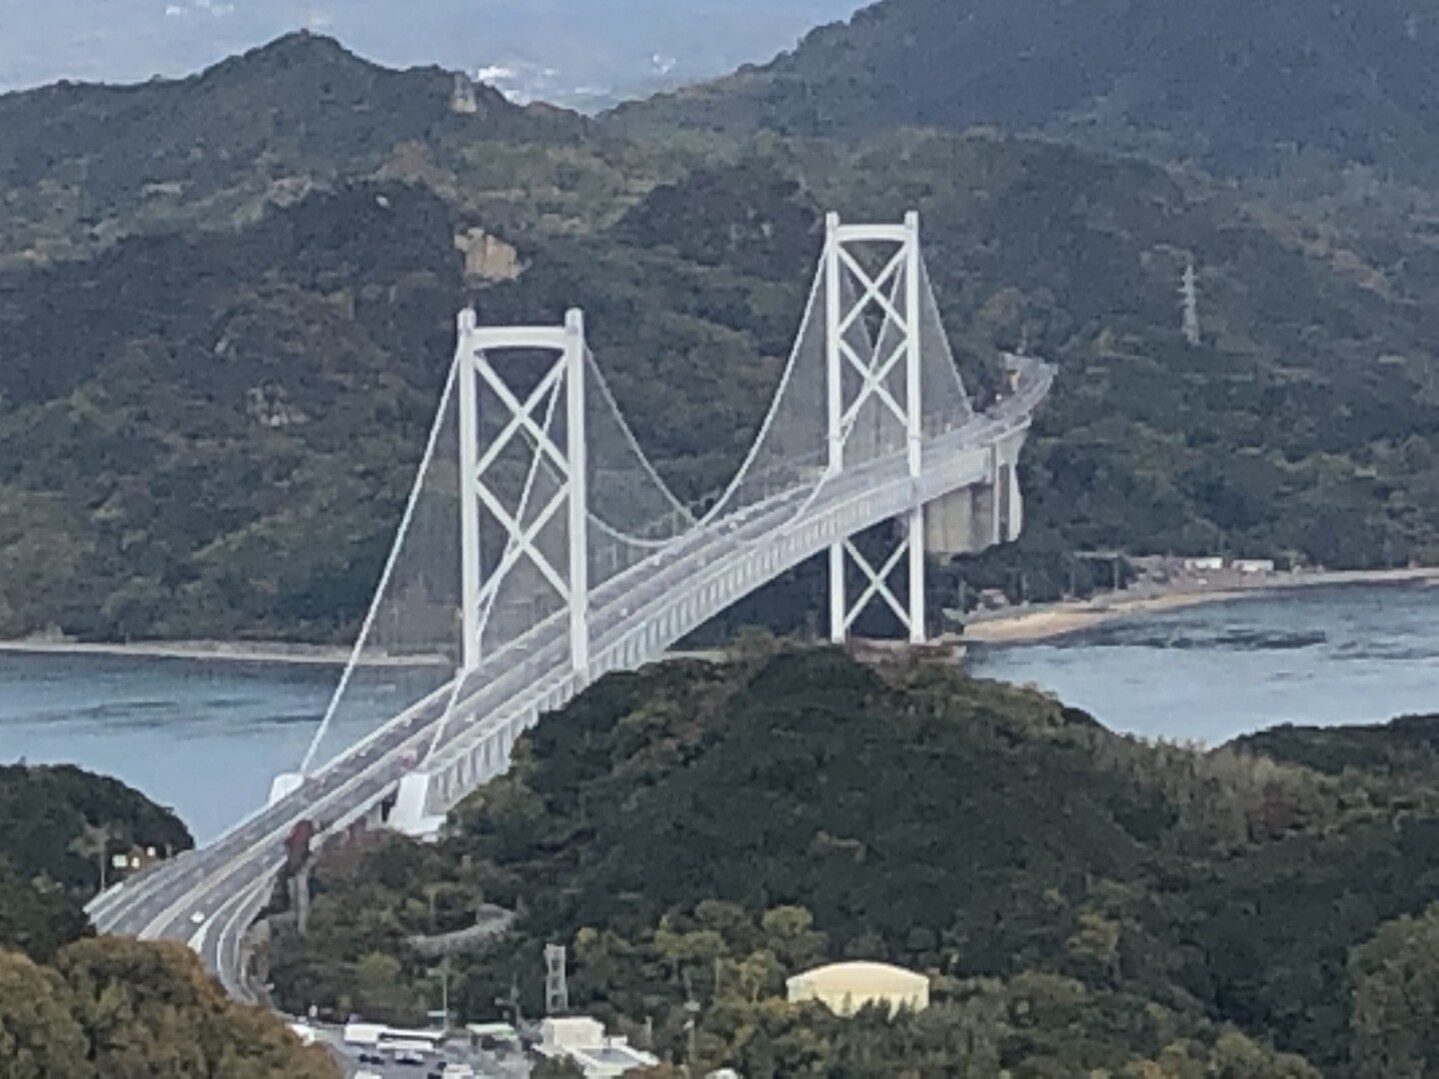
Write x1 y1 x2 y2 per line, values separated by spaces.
457 307 590 680
824 211 927 645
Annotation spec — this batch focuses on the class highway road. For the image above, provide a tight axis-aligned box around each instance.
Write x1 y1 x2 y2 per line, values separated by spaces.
89 359 1053 998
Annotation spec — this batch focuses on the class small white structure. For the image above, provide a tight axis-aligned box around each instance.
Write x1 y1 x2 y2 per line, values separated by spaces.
343 1022 386 1046
1183 556 1225 572
465 1021 519 1044
1234 558 1276 574
786 961 930 1017
287 1021 316 1046
536 1016 658 1078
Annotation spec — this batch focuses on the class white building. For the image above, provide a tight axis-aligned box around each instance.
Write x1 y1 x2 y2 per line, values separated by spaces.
536 1016 658 1078
1233 558 1276 574
1183 556 1225 572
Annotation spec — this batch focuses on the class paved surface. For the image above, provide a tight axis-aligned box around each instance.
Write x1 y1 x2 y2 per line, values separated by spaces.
88 360 1052 998
307 1023 531 1079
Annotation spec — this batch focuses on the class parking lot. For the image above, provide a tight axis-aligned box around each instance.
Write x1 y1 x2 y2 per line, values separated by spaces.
308 1024 532 1079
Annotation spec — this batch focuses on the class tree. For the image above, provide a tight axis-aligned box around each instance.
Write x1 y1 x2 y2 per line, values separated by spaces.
55 937 337 1079
69 822 116 893
0 949 92 1079
1349 903 1439 1078
351 951 425 1024
532 1058 586 1079
0 859 90 961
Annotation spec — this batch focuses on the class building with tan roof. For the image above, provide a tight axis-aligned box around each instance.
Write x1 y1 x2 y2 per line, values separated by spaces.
785 960 930 1017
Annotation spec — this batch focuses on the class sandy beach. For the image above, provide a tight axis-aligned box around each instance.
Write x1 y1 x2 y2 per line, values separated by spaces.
961 566 1439 645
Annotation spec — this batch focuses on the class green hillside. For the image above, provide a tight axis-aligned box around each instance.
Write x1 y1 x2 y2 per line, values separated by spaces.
5 36 1439 639
0 762 191 961
269 647 1439 1074
7 132 1439 640
0 765 329 1077
0 32 668 269
611 0 1439 185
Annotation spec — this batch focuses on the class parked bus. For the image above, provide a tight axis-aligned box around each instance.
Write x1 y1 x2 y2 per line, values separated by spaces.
342 1022 445 1051
378 1027 446 1052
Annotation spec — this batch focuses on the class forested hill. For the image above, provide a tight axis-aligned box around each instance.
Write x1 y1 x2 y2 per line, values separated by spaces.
269 646 1439 1074
0 765 333 1076
611 0 1439 184
0 762 192 960
0 31 598 268
9 37 1439 641
9 130 1439 641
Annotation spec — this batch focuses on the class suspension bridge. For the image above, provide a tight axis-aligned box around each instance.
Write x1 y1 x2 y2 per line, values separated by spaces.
87 212 1053 996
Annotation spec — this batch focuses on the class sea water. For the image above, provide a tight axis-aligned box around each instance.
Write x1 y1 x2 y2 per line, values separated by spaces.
3 582 1437 841
969 581 1439 744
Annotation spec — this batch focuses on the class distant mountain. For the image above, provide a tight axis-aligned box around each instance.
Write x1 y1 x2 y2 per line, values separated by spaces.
0 0 863 106
9 36 1439 642
611 0 1439 183
0 32 583 267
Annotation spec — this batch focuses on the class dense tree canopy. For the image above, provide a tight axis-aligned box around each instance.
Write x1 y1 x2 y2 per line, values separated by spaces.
0 939 336 1079
269 648 1439 1074
5 36 1439 638
612 0 1439 187
0 763 191 961
0 764 332 1076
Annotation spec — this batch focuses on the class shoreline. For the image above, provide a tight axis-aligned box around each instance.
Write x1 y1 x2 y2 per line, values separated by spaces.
2 567 1436 663
961 566 1439 646
0 639 448 667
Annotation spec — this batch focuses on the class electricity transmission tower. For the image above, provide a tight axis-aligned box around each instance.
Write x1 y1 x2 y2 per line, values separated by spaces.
1181 261 1201 346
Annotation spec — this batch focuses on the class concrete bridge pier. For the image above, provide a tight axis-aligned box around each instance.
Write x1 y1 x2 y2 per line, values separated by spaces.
389 701 542 838
268 772 304 805
922 431 1026 556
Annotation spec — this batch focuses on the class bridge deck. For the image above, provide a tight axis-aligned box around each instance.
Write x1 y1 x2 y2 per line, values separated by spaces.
89 358 1054 998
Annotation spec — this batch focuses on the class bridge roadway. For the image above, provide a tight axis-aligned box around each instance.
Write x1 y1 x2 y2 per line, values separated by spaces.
89 359 1053 997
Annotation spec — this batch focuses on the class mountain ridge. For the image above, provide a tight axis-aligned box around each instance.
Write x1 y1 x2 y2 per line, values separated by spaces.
6 31 1439 640
0 31 589 268
610 0 1439 184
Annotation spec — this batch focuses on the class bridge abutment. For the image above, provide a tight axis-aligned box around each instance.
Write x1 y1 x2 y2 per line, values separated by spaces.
269 772 303 805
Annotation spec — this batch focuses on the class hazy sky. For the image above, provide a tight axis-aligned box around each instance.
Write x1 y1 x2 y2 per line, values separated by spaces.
0 0 865 97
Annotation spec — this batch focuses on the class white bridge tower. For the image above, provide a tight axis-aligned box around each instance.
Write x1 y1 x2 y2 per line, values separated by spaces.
456 307 590 681
825 211 928 644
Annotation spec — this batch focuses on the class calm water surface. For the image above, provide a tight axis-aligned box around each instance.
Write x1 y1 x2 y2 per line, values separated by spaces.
3 582 1438 841
0 654 334 842
970 581 1439 744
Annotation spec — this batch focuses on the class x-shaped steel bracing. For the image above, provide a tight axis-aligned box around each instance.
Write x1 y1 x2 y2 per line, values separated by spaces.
455 310 589 680
826 213 927 644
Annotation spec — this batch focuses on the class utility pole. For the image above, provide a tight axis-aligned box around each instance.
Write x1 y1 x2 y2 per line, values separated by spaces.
495 974 523 1030
431 958 451 1031
682 969 700 1077
1181 261 1201 346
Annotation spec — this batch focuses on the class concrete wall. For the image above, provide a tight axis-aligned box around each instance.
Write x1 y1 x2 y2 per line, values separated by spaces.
923 428 1028 555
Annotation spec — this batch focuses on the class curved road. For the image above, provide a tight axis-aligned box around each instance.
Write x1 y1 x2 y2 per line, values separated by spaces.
89 360 1053 998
